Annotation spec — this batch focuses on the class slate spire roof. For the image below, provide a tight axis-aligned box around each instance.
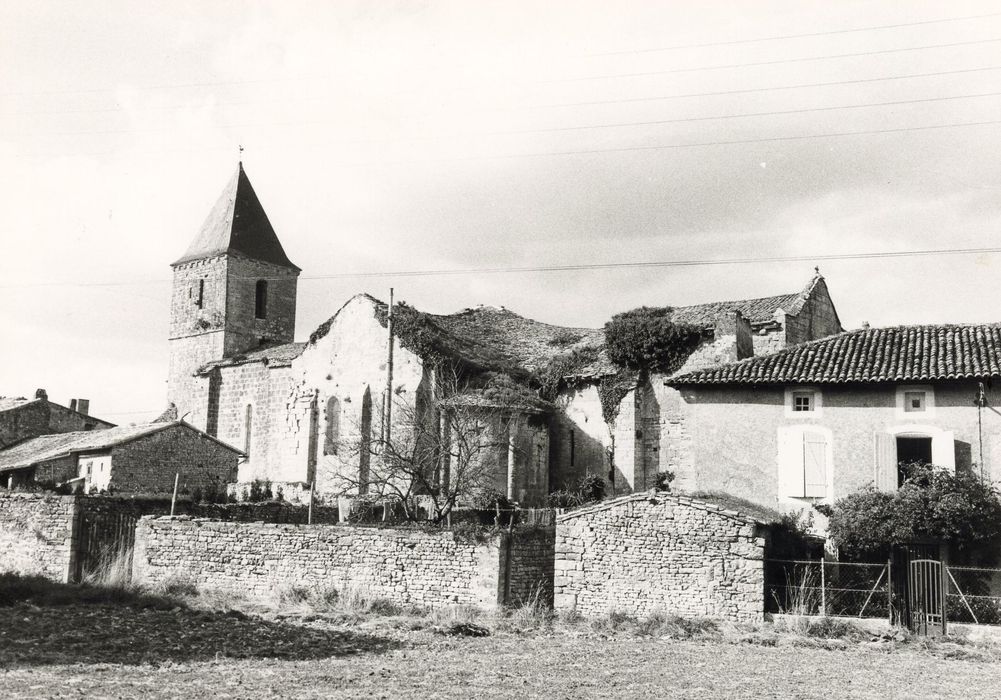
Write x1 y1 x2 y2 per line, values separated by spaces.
173 163 299 270
668 324 1001 385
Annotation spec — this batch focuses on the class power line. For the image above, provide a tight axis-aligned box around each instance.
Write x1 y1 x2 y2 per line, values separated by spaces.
491 92 1001 136
560 37 1001 83
9 109 1001 163
593 11 1001 56
532 65 1001 109
5 246 1001 289
20 90 1001 141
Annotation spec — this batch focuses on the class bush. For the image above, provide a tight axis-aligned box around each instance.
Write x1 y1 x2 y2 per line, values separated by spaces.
654 471 675 491
248 479 274 502
829 463 1001 559
545 476 608 509
604 307 704 374
547 330 584 347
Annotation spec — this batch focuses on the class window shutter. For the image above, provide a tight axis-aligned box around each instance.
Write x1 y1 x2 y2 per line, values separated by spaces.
932 430 956 472
777 427 804 497
803 434 828 498
874 432 897 491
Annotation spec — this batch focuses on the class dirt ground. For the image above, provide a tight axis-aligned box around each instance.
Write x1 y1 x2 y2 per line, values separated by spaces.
2 603 1000 699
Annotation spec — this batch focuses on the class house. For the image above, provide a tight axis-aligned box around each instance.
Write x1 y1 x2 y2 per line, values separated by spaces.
0 389 113 449
163 163 845 505
0 421 242 493
665 324 1001 523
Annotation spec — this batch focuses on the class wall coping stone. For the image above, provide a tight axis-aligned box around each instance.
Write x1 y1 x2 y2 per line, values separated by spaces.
555 489 766 526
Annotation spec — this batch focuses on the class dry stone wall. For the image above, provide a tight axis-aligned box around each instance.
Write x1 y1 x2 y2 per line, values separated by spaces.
0 493 77 582
133 518 506 609
554 492 766 622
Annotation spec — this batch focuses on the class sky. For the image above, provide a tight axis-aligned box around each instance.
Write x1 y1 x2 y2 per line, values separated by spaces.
2 0 1001 423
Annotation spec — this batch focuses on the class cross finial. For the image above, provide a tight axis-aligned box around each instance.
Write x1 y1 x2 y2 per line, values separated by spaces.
238 144 244 166
814 266 820 275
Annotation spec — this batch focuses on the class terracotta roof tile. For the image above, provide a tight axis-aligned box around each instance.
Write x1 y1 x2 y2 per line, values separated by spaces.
668 324 1001 385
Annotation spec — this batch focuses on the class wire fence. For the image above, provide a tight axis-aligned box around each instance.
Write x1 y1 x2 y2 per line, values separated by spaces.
767 558 1001 627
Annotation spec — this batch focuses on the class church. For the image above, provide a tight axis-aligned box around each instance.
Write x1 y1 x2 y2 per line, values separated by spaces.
165 164 844 506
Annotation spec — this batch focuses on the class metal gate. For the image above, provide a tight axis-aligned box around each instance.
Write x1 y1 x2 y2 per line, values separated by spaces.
908 559 946 635
73 511 139 583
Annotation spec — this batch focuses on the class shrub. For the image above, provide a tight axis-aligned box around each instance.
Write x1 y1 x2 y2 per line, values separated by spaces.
828 463 1001 559
654 471 675 491
547 330 584 347
604 307 704 374
248 479 273 502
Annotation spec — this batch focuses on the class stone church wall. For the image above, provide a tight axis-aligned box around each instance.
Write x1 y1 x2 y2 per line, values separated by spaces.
554 492 766 622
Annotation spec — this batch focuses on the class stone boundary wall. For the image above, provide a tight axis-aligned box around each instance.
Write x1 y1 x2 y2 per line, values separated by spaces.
133 518 511 608
554 491 766 622
0 492 78 582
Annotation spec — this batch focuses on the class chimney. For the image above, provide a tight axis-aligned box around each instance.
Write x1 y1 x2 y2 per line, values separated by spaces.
714 310 754 361
76 399 90 416
35 388 47 401
70 399 77 411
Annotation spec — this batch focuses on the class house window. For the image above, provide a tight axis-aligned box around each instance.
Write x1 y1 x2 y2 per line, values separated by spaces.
896 385 935 419
777 426 831 499
793 392 815 412
785 387 822 418
904 391 926 413
255 280 268 319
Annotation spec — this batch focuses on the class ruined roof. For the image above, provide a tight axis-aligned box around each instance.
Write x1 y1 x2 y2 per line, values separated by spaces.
431 306 615 378
173 163 299 270
199 342 306 373
0 421 243 473
669 324 1001 386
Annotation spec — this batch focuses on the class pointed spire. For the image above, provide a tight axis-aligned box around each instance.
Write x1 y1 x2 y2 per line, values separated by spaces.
172 164 299 270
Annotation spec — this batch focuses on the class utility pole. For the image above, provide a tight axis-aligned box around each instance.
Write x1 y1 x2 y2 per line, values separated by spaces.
384 288 395 444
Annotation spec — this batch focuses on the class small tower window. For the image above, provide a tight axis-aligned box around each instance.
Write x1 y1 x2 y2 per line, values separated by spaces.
194 279 204 308
255 280 268 319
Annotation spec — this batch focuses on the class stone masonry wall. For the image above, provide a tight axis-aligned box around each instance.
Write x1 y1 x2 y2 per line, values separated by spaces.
554 492 766 622
133 518 505 609
109 425 239 494
0 492 78 582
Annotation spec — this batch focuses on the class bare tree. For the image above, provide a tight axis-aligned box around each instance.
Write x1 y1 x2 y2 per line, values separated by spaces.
330 368 526 522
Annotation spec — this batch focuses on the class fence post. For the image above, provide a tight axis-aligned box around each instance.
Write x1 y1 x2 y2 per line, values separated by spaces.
886 558 893 625
820 560 827 617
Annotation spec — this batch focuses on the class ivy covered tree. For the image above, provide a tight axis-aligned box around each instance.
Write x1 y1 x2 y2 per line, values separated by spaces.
603 306 704 375
828 463 1001 562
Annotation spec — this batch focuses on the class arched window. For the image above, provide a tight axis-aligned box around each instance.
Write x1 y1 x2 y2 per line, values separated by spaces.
255 280 268 319
244 404 253 456
324 397 340 456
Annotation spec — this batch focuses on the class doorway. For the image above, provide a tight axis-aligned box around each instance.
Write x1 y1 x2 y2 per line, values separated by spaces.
896 436 932 486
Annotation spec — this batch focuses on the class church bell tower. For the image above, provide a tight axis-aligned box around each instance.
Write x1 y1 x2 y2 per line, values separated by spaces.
166 163 300 430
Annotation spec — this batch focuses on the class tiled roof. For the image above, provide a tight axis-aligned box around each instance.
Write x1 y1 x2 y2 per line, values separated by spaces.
671 293 800 328
668 324 1001 385
173 164 299 270
199 342 306 372
0 421 244 472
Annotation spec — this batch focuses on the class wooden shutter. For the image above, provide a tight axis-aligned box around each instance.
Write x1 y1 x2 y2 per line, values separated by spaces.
777 427 804 497
932 430 956 472
874 432 897 491
803 434 828 498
